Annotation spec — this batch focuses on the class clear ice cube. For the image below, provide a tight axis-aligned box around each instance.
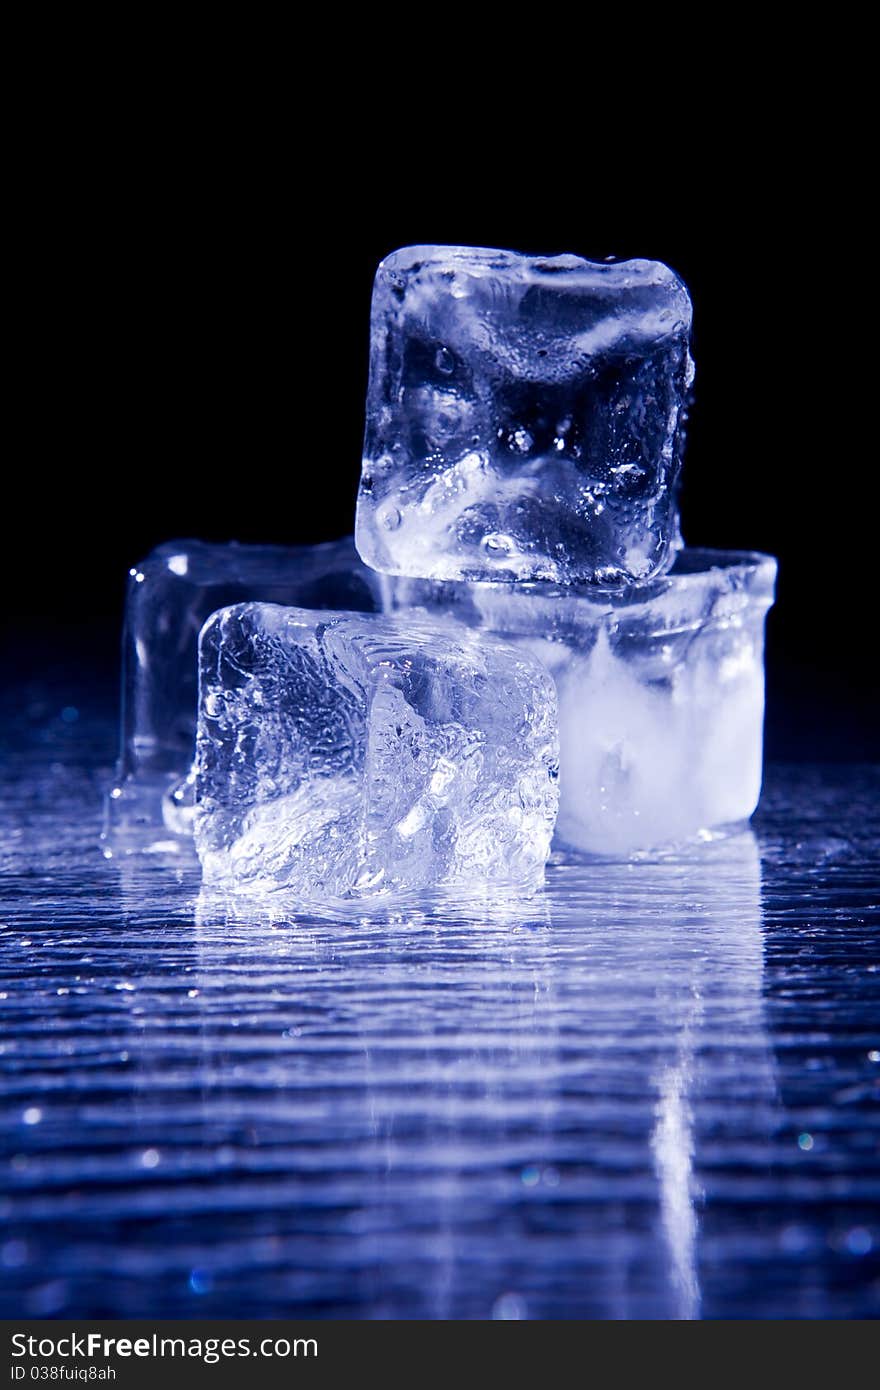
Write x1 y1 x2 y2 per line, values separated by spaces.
104 538 383 853
356 245 693 585
381 549 776 855
195 604 559 899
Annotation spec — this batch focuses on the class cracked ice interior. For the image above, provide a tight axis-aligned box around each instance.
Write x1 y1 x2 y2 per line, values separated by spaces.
356 245 693 586
195 604 559 898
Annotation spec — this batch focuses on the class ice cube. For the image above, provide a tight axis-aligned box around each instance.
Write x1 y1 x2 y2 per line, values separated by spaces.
356 245 693 585
381 549 776 855
195 604 559 899
104 538 383 854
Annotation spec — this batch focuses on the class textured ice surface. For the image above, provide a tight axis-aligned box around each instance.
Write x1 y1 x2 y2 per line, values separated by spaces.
382 549 776 855
356 245 693 585
105 538 382 853
195 604 559 899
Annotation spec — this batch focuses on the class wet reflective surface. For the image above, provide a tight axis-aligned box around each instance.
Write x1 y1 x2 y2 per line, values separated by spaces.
1 704 878 1319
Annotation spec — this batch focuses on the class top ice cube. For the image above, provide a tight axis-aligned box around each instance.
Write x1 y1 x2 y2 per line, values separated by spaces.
356 245 693 586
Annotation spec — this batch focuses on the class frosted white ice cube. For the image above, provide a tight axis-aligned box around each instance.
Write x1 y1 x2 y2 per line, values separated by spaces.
381 549 776 855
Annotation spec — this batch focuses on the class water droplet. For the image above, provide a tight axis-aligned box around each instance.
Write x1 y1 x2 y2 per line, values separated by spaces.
26 1281 67 1316
509 428 533 454
779 1223 810 1254
845 1227 872 1256
493 1292 527 1320
189 1269 213 1294
482 533 514 557
435 346 454 375
381 506 401 531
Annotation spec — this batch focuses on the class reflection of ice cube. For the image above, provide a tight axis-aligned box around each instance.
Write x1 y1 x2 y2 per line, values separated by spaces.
382 548 776 855
103 538 382 855
189 829 773 1319
356 245 692 585
195 604 559 900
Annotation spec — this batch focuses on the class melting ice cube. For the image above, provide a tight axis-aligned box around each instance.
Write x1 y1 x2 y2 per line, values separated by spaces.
356 245 693 586
381 549 776 855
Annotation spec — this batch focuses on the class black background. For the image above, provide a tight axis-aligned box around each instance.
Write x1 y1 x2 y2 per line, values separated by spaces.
5 149 874 759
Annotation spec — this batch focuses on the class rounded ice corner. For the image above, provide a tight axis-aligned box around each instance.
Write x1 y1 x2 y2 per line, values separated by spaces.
149 539 201 560
374 245 429 291
377 244 429 271
196 603 239 653
353 504 392 579
195 602 269 664
376 244 510 276
129 540 200 585
668 547 778 603
201 601 332 653
647 259 694 325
